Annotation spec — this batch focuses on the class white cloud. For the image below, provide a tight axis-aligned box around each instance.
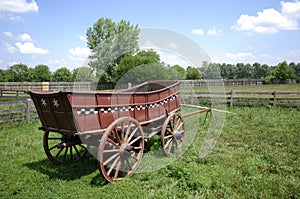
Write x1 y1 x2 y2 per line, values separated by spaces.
3 31 13 38
0 0 38 13
207 28 223 35
3 41 16 53
78 35 87 42
68 47 90 61
233 1 300 34
15 42 49 54
3 31 32 41
192 28 222 36
166 42 178 50
212 52 256 64
192 28 205 35
18 33 32 41
6 13 23 21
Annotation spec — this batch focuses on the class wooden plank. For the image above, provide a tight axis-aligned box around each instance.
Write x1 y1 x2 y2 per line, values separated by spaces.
0 116 25 123
0 100 26 107
0 108 26 115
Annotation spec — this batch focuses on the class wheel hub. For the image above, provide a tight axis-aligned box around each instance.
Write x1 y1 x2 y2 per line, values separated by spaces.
120 144 133 157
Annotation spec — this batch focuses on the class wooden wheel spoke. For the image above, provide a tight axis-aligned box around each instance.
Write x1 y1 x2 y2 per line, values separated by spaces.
107 156 120 176
164 134 173 139
168 140 174 154
125 157 133 171
128 136 142 146
103 152 120 166
176 122 184 131
70 146 73 160
114 160 121 180
54 147 64 159
127 127 138 143
106 138 120 148
164 137 173 148
103 149 120 153
62 147 68 163
49 143 61 151
124 122 133 142
73 145 82 158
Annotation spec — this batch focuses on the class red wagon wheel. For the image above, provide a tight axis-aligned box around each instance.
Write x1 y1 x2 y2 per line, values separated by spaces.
161 113 186 157
99 117 144 182
43 131 88 165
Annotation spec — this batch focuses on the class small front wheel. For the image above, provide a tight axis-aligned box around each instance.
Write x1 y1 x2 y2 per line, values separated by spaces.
161 113 185 157
98 117 144 182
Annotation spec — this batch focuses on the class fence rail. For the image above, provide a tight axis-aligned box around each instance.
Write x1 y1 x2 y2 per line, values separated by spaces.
181 91 300 107
0 99 37 123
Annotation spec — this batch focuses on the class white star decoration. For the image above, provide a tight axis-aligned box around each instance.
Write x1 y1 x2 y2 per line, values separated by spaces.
52 99 59 108
41 98 47 107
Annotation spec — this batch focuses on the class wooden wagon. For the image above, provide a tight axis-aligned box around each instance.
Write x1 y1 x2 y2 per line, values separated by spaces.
28 80 210 182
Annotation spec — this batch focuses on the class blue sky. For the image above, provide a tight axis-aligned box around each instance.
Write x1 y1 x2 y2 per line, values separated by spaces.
0 0 300 71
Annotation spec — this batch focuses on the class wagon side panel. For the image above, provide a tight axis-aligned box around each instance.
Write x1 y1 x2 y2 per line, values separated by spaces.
70 93 101 132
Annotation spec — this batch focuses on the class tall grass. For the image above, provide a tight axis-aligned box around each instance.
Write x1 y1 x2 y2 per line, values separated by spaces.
0 107 299 198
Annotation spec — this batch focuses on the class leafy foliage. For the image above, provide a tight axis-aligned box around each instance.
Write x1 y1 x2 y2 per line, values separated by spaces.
274 61 296 83
52 67 73 82
186 66 202 79
86 18 140 82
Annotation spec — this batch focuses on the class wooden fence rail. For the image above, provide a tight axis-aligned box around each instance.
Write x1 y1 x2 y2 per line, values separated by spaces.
0 99 37 123
181 91 300 107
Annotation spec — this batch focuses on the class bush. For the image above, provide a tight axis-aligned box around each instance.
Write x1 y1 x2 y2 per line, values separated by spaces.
263 75 275 84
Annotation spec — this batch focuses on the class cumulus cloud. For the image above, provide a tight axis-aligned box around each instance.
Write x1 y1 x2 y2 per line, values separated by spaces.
0 0 39 13
78 35 87 42
192 28 222 36
207 28 223 35
3 31 33 41
15 42 49 54
192 28 205 35
3 41 16 53
68 47 90 61
212 52 256 64
233 1 300 34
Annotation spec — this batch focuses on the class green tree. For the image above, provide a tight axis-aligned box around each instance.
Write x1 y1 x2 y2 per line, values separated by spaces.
32 65 52 82
52 67 72 82
9 63 29 82
186 66 201 80
86 18 140 82
275 61 296 83
201 63 220 79
236 63 254 79
0 69 10 82
72 66 95 81
290 62 300 83
114 50 161 81
170 64 186 79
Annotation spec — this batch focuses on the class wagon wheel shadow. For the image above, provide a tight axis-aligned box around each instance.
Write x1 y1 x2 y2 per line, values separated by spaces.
23 156 108 186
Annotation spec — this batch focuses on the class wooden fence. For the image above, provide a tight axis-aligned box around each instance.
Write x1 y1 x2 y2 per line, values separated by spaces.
0 99 37 123
181 91 300 107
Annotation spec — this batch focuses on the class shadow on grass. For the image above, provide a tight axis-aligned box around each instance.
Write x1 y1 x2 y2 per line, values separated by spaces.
23 156 108 186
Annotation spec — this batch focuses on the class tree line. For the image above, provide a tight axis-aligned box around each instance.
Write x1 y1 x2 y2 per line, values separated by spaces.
1 17 299 84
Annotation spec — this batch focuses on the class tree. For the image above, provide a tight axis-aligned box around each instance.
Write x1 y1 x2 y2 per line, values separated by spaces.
114 50 161 81
170 64 186 79
32 65 52 82
253 62 270 79
236 63 253 79
9 63 29 82
52 67 73 82
72 66 95 81
290 62 300 83
0 69 10 82
186 66 201 79
86 18 140 82
274 61 296 83
201 63 221 79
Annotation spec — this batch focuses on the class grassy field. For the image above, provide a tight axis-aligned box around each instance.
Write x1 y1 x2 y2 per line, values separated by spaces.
0 107 299 198
191 83 300 92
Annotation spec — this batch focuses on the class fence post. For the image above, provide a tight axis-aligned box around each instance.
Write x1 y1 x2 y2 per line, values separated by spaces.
230 90 234 107
16 90 19 100
0 90 2 98
26 99 31 122
273 91 277 107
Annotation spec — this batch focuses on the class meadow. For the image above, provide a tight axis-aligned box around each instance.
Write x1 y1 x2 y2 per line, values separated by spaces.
0 106 299 198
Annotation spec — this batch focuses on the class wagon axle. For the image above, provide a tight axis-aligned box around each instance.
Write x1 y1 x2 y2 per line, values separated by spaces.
57 140 82 148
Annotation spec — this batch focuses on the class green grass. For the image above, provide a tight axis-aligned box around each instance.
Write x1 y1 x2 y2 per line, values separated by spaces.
191 83 300 92
0 107 299 198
